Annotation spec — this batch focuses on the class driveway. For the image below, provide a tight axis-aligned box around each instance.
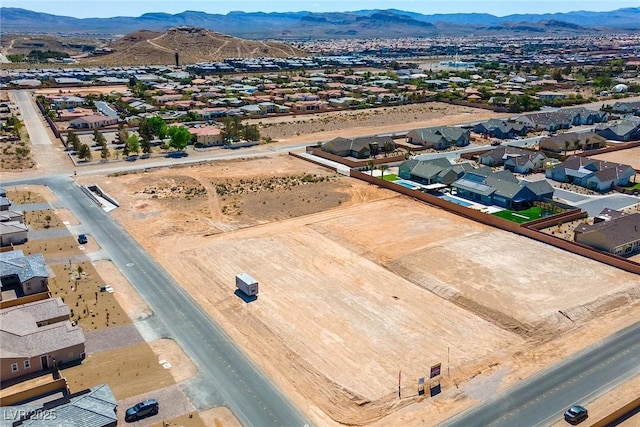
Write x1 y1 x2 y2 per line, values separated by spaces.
118 384 194 426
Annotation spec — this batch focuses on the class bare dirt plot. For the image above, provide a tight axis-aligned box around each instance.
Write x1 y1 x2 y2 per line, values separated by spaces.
20 235 81 259
387 228 639 329
198 407 242 427
93 259 152 321
150 412 206 427
95 155 640 426
63 342 175 400
246 102 507 144
49 262 131 332
23 208 63 230
591 146 640 169
4 189 47 204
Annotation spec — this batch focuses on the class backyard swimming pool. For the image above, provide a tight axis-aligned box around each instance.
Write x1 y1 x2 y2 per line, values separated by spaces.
393 180 419 190
439 194 474 207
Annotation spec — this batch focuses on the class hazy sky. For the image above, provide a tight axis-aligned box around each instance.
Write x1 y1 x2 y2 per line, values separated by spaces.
4 1 637 18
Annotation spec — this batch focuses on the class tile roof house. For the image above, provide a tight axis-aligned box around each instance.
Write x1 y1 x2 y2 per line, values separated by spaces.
574 209 640 256
69 115 118 129
479 146 546 173
1 383 116 427
595 120 640 142
472 119 529 139
514 111 573 132
0 250 48 297
609 101 640 115
539 132 607 153
545 156 636 192
0 297 85 383
452 170 554 210
406 126 470 150
398 157 474 185
0 221 28 246
321 135 395 159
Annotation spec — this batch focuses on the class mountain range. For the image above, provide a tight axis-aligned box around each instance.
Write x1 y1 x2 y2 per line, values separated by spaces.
1 7 639 39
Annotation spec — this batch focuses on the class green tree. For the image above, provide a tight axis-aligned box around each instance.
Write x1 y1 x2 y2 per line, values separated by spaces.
221 116 242 143
148 116 168 140
138 118 154 144
141 137 152 155
92 129 106 147
379 164 389 180
127 134 140 156
242 124 260 141
67 130 81 151
77 143 92 161
167 126 191 151
122 139 131 158
367 159 376 175
100 144 110 161
115 124 129 146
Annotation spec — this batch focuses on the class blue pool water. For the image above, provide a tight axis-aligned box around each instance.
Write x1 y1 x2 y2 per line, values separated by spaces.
440 194 474 207
393 180 419 189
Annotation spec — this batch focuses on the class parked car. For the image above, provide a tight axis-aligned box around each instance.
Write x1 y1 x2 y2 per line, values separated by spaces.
77 234 88 244
564 405 588 424
125 399 158 422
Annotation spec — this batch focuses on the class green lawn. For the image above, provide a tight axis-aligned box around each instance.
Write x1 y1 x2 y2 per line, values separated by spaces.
492 206 544 224
382 173 399 181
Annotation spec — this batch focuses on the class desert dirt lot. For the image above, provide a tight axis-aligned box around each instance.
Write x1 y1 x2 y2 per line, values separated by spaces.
246 102 507 144
591 146 640 169
89 154 640 426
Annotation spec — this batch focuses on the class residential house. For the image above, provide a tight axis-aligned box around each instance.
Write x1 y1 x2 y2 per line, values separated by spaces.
406 126 470 150
539 132 607 153
398 158 474 185
189 125 223 145
595 120 640 142
0 221 28 246
479 146 546 174
545 156 636 192
473 119 529 139
0 250 48 297
321 135 395 159
1 384 118 427
289 101 327 113
515 111 573 132
69 115 118 129
609 101 640 115
574 209 640 256
564 107 608 125
0 297 85 383
452 169 554 209
51 96 85 109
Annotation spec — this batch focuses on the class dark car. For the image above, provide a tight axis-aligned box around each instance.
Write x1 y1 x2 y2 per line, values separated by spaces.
125 399 158 422
564 405 588 424
77 234 88 244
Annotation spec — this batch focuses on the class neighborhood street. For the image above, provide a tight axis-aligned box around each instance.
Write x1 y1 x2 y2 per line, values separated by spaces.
441 321 640 427
4 174 311 427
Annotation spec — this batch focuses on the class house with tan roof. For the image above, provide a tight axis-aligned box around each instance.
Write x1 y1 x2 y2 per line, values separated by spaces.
69 115 118 129
574 209 640 256
0 297 85 383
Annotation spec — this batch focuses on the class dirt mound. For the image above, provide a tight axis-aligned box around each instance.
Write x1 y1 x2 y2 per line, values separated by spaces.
83 26 307 66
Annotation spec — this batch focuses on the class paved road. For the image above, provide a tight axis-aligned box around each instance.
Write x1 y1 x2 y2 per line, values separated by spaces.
10 90 51 145
6 175 310 427
441 321 640 427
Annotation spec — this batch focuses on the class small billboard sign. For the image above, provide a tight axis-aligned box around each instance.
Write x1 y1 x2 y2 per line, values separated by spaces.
418 377 425 396
430 363 441 378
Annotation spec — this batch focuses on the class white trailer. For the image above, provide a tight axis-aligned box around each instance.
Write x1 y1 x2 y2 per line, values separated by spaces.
236 273 259 296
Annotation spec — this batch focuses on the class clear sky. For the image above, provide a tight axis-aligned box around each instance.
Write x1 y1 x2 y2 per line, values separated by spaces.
3 1 638 19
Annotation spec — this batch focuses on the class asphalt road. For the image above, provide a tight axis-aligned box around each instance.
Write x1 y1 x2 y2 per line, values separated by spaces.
10 90 51 145
6 175 310 427
441 321 640 427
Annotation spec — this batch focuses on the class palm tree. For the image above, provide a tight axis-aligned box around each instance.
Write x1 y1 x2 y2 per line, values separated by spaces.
367 159 376 176
379 164 389 181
